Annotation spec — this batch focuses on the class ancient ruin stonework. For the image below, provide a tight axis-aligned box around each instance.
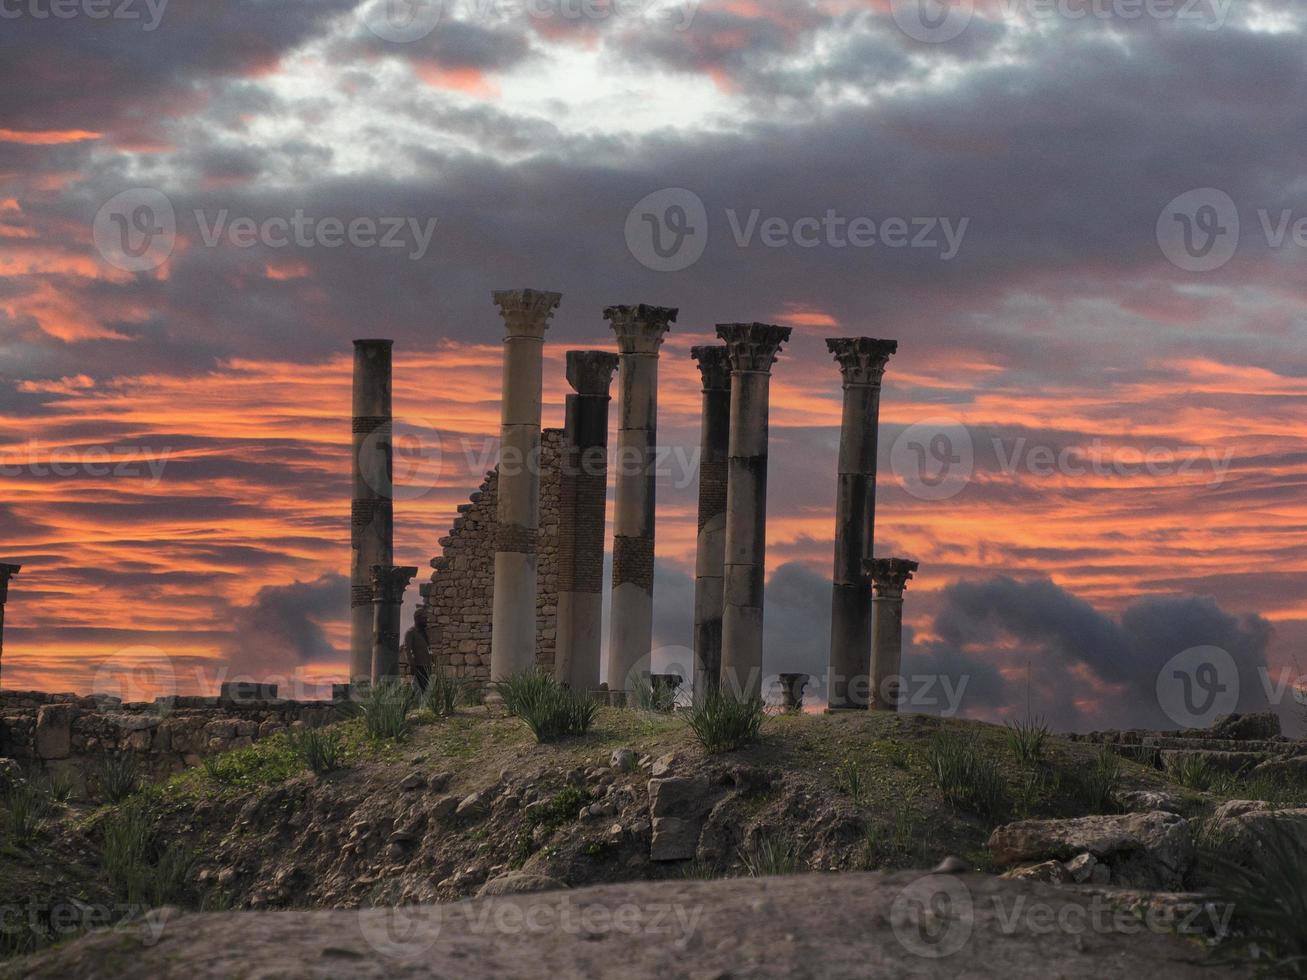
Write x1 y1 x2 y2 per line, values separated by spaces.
416 429 562 686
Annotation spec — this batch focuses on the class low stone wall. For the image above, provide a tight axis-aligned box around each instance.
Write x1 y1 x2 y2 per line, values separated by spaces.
0 690 340 799
416 427 562 686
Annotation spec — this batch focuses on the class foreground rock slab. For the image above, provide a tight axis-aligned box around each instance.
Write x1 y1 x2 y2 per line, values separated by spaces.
7 873 1239 979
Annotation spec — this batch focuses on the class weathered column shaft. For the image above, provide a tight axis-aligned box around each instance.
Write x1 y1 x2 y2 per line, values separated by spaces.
717 323 792 699
351 341 393 688
556 350 618 693
827 338 897 710
605 304 676 701
868 558 918 712
0 567 13 689
691 346 732 699
490 289 561 682
371 564 418 683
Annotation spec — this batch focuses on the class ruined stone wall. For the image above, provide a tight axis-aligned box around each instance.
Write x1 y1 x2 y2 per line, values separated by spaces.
0 690 339 799
418 428 561 686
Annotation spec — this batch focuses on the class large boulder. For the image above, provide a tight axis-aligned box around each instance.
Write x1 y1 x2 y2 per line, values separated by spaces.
987 811 1193 889
647 776 713 861
1249 755 1307 783
476 873 567 898
1202 803 1307 870
34 704 73 760
1210 712 1281 741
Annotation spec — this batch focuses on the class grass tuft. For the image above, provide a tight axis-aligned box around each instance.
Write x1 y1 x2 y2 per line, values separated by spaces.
288 727 347 775
739 836 800 877
926 731 1009 821
1 781 51 845
1005 716 1050 765
360 679 418 741
685 688 765 754
1166 753 1219 792
421 670 462 718
494 670 598 743
91 753 139 804
99 800 192 906
835 758 868 806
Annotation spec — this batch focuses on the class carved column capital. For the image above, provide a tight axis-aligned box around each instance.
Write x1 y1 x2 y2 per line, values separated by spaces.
865 557 919 599
691 345 732 391
605 304 677 355
0 563 19 605
493 289 562 339
826 337 898 387
566 350 619 396
370 565 419 605
717 323 793 374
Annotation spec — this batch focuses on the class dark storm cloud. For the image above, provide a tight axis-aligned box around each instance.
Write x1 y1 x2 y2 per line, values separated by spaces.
220 572 347 677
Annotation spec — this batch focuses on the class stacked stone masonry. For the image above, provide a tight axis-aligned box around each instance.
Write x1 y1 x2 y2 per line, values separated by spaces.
0 690 339 799
417 428 562 686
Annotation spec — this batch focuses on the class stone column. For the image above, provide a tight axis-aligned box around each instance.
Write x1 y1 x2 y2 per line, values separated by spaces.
371 564 418 684
690 345 732 699
490 289 562 681
826 337 897 710
555 350 618 693
717 322 792 699
0 563 20 691
351 340 394 690
868 557 918 711
605 304 677 702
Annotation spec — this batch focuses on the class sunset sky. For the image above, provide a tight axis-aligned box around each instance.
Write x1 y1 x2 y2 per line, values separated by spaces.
2 0 1305 732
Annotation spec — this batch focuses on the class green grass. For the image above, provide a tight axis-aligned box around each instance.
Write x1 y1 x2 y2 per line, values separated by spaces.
494 670 598 743
631 676 679 713
835 758 868 806
925 731 1009 821
359 680 418 741
44 769 75 803
99 800 192 906
525 785 594 834
288 727 347 775
1058 746 1122 813
421 670 462 718
91 753 139 804
1210 771 1307 808
862 789 925 870
1005 716 1050 765
1165 753 1219 792
1 781 51 845
739 836 800 877
199 734 304 789
685 689 765 753
1204 819 1307 977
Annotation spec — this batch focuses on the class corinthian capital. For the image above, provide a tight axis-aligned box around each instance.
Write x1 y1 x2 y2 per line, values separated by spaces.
605 304 677 355
371 565 419 604
690 345 732 391
493 289 562 339
566 350 619 396
865 557 919 599
827 337 898 387
717 323 793 374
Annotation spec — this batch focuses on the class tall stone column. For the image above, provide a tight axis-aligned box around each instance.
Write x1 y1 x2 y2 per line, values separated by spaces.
826 337 897 710
717 323 792 699
555 350 618 693
868 557 918 712
351 340 394 690
371 564 418 684
690 346 732 699
0 563 20 691
490 289 562 681
605 304 677 702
